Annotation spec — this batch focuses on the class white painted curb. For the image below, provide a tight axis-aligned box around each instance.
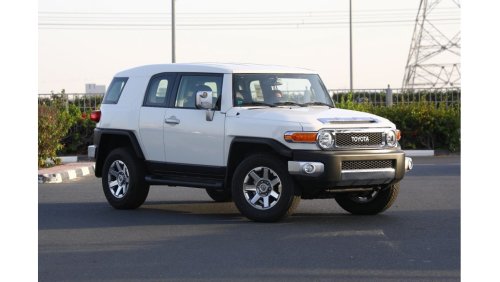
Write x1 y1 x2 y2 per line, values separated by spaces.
38 164 95 184
59 156 78 164
404 150 435 157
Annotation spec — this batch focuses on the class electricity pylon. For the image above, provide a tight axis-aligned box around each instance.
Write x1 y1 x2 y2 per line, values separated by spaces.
402 0 461 89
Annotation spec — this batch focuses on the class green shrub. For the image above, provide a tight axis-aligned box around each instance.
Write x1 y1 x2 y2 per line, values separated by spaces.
38 103 77 167
60 107 97 155
337 94 460 152
38 91 100 166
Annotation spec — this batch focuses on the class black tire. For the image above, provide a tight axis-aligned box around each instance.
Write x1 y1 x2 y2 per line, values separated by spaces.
231 154 301 222
102 147 150 209
205 188 232 202
335 183 400 215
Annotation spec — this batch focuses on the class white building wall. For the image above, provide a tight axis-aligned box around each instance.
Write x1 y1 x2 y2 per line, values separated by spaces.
85 83 106 94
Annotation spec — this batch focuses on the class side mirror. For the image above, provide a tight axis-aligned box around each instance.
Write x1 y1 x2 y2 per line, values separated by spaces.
195 90 216 121
195 90 213 109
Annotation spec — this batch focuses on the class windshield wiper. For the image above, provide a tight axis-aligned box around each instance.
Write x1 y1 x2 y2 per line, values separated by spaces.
239 102 276 107
274 101 305 107
302 102 334 108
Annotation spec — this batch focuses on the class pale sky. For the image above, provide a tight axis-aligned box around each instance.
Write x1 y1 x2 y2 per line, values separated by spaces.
38 0 460 93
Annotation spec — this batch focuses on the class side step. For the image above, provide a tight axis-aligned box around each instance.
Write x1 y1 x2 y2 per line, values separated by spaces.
145 175 224 189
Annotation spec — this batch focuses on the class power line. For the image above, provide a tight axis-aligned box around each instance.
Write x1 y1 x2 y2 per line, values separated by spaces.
38 7 460 32
38 6 460 32
39 22 460 31
39 13 460 22
39 18 459 28
38 7 460 15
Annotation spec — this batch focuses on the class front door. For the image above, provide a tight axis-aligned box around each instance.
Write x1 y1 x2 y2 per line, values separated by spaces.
163 74 225 166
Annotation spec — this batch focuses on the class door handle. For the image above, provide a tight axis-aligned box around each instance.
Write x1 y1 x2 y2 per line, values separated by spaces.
165 116 180 124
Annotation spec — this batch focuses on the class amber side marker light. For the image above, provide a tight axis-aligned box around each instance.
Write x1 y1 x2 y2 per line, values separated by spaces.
396 129 401 141
90 110 101 122
284 132 318 143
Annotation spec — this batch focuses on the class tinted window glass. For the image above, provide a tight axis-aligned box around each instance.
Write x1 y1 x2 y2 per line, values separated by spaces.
102 77 128 104
174 75 223 109
143 76 172 107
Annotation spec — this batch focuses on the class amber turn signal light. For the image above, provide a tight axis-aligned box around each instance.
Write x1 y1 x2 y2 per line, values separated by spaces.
395 129 401 141
284 132 318 143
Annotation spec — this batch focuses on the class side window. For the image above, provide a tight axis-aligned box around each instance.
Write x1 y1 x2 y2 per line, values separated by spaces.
175 75 223 109
143 75 173 107
102 77 128 104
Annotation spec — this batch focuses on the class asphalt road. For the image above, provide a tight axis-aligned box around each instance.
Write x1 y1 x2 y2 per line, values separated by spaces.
39 156 460 282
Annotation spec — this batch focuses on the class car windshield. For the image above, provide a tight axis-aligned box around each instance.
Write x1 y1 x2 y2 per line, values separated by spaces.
233 74 334 107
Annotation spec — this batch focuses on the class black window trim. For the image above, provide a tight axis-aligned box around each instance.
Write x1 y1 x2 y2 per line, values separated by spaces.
102 77 129 104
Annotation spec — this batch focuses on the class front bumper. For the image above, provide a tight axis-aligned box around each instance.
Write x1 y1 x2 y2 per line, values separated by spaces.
288 149 410 188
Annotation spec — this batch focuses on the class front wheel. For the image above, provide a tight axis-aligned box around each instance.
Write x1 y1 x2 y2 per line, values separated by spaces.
231 154 301 222
334 183 400 215
102 147 150 209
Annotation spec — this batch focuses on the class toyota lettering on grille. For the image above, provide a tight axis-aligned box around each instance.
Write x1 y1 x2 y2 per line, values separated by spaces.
351 136 370 142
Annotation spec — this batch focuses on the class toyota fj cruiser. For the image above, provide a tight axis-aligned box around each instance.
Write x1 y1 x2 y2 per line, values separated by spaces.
88 63 413 222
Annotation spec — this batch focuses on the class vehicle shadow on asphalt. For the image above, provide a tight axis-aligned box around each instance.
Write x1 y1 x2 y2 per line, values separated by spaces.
38 199 460 231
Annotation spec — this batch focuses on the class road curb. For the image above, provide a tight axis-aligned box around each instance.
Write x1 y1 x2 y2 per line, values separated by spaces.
38 163 95 184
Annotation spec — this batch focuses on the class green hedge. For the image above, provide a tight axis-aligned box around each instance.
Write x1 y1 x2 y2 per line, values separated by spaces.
38 92 460 168
38 93 96 167
60 109 96 156
337 95 461 152
38 98 78 167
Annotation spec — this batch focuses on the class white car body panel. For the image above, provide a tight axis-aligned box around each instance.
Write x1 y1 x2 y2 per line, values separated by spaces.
115 63 316 78
139 107 167 162
99 63 396 167
163 109 225 166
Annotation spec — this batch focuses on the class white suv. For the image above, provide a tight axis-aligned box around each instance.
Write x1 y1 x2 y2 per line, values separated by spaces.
88 63 412 222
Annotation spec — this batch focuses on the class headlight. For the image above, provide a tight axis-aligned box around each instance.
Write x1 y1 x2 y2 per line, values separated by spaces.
385 130 397 147
317 130 334 149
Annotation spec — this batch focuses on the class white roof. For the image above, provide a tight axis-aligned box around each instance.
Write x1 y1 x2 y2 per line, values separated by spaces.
115 63 317 77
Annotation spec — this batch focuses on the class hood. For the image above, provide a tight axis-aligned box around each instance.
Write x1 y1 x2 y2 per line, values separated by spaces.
226 106 395 130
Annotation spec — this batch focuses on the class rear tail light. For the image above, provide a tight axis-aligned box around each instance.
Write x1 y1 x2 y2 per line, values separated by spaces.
90 110 101 122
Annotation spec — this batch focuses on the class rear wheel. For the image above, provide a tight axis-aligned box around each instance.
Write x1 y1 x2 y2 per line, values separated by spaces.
205 188 232 202
231 154 301 222
335 183 400 215
102 148 150 209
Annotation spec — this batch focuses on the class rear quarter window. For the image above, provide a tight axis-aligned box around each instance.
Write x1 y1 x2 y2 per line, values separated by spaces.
102 77 128 104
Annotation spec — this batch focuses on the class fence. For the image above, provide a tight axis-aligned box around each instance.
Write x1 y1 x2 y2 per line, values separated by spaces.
329 87 461 108
38 87 461 111
38 93 104 113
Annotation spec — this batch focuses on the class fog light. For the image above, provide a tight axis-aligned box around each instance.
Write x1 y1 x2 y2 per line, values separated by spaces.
405 157 413 171
303 163 316 174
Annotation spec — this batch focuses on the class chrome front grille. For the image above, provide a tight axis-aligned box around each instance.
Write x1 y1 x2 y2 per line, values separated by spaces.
342 160 394 170
335 132 384 148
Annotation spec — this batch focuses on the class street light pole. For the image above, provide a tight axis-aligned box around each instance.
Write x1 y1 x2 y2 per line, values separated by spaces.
171 0 176 63
349 0 353 93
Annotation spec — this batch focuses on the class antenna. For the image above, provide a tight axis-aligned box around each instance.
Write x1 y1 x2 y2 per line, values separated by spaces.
402 0 461 89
